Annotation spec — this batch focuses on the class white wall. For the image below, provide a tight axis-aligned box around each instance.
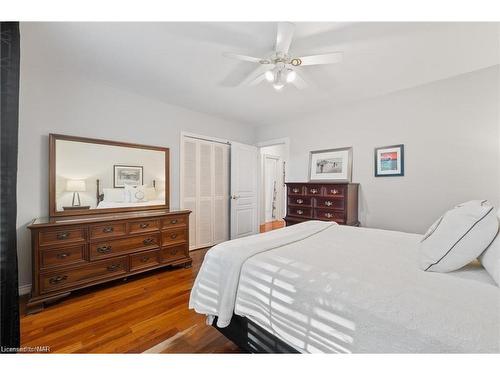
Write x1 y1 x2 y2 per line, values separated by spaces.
257 66 500 234
16 67 256 290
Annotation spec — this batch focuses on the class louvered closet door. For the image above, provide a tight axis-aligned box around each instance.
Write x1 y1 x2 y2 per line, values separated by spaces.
181 137 229 250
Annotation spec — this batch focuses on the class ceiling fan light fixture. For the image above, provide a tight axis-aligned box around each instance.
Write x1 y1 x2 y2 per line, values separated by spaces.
273 83 284 90
286 69 296 83
265 70 274 82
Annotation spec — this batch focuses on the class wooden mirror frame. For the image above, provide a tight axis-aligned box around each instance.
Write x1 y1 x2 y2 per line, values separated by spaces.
49 134 170 217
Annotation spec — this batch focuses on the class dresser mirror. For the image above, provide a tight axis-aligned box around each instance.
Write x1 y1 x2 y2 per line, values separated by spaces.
49 134 169 217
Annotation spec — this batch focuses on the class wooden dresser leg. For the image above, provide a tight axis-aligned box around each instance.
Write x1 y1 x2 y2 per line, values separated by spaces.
184 260 193 269
26 300 45 315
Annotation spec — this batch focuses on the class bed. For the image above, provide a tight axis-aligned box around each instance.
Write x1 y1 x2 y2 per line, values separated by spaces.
189 221 500 353
95 199 165 209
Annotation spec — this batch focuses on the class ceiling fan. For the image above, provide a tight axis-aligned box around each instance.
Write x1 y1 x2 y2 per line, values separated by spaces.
223 22 343 91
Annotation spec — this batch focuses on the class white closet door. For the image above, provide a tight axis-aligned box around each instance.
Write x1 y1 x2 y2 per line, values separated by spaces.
182 139 198 249
181 136 229 250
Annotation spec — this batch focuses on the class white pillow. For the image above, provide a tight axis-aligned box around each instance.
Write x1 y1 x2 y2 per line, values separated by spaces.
103 188 126 203
478 211 500 286
125 185 146 203
419 200 498 272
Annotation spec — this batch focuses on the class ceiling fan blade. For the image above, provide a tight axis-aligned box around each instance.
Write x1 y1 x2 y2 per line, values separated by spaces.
223 52 269 64
275 22 295 55
292 52 343 66
290 72 308 90
239 64 275 86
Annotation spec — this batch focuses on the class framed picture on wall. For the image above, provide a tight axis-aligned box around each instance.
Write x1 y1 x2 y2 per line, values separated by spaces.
308 147 353 182
114 165 144 187
374 144 404 177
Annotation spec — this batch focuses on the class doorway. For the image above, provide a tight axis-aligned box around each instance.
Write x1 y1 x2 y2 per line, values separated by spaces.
258 138 289 232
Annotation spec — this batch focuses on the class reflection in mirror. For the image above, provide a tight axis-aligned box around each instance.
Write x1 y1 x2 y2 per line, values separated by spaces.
55 139 166 212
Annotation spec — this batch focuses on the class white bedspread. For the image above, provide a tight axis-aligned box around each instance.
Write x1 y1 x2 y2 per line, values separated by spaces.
190 221 500 353
96 200 165 209
189 221 335 327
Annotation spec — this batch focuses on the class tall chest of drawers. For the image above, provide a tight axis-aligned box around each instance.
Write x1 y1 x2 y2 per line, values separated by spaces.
27 209 191 313
284 182 359 226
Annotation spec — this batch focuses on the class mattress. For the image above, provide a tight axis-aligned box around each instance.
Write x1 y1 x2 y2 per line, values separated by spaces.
233 225 499 353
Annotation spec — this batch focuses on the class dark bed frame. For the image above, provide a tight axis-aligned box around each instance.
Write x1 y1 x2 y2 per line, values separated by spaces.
213 315 299 353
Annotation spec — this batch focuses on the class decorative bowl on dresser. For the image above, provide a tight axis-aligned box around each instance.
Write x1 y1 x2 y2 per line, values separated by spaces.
27 210 191 314
284 182 359 226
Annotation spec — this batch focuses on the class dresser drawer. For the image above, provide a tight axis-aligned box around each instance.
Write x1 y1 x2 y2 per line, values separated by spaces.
161 214 188 229
90 222 127 240
161 228 187 246
314 209 345 222
39 227 86 246
90 233 160 260
128 219 160 235
287 184 305 196
160 244 187 263
323 185 345 197
305 186 322 196
40 244 86 269
40 256 127 293
288 196 312 207
288 207 312 218
129 249 160 272
316 197 345 210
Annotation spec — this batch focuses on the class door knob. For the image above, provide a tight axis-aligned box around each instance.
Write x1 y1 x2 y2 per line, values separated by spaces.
231 194 240 200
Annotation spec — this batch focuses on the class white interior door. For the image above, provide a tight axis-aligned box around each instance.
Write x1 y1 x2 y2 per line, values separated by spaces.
230 142 259 239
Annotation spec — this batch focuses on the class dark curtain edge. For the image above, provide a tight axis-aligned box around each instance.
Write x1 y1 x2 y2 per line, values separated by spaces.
0 21 21 352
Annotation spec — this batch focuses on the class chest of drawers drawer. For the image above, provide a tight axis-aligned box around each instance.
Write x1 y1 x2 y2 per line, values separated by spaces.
314 209 345 222
287 184 305 196
161 214 188 229
315 197 345 210
90 222 127 240
90 233 160 260
161 228 187 246
40 244 86 269
128 219 160 235
160 244 187 263
288 207 312 218
288 196 312 207
129 249 160 272
40 256 127 293
323 185 345 197
39 227 86 246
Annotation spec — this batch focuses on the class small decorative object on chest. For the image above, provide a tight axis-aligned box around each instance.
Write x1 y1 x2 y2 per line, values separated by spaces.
284 182 359 226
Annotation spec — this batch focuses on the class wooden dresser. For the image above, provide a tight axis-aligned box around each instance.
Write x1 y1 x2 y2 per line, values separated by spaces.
284 182 359 226
27 209 191 313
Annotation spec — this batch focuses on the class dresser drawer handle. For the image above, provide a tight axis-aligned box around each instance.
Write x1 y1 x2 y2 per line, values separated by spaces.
325 213 333 218
97 245 112 254
296 199 303 204
49 275 68 284
292 188 299 193
296 209 304 215
139 223 150 229
107 264 121 272
310 188 318 194
170 219 178 224
169 248 178 255
141 256 150 263
170 233 178 239
143 238 155 245
331 189 339 195
102 226 114 233
325 201 333 206
56 252 71 259
56 232 70 240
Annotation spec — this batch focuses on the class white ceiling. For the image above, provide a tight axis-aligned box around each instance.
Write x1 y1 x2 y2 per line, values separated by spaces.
21 22 500 126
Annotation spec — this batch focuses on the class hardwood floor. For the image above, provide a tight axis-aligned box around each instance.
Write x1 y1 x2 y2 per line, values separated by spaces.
259 219 285 233
20 248 240 353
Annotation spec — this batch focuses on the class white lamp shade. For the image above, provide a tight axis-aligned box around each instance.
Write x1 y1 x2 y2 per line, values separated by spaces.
66 179 86 192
